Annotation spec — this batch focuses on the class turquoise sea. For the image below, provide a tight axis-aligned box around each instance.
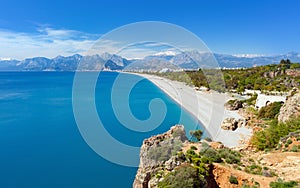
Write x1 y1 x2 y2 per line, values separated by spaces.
0 72 204 187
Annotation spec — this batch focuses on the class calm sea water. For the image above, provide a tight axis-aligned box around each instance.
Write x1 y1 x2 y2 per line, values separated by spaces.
0 72 204 188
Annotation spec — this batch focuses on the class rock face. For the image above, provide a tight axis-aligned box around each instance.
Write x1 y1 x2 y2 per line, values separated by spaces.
278 88 300 122
263 69 285 78
286 68 300 77
221 118 238 131
258 152 300 182
225 100 243 110
133 125 187 188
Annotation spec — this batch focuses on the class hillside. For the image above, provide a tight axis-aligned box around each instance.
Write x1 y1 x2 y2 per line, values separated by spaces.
133 84 300 188
133 125 300 188
153 60 300 92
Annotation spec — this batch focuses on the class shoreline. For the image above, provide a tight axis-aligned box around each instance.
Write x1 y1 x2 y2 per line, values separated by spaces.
132 73 252 148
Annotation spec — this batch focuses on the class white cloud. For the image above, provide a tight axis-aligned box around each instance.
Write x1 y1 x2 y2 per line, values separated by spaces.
154 51 178 56
0 27 183 60
0 27 100 60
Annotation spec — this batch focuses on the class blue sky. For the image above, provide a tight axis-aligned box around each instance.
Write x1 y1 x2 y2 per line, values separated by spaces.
0 0 299 59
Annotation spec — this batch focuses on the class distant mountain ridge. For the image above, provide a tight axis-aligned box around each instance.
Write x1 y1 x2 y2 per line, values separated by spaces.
1 52 300 71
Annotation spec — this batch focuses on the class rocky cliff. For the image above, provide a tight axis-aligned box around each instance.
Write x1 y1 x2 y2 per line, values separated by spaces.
133 122 300 187
133 90 300 188
133 125 187 188
278 88 300 122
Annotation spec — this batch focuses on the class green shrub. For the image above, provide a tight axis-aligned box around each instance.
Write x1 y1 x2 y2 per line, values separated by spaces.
270 171 278 177
263 166 269 170
172 128 186 141
254 181 260 187
264 148 271 153
227 99 237 105
252 117 300 151
269 179 298 188
155 171 164 179
190 145 197 150
248 164 262 175
290 145 298 152
229 175 238 184
200 157 210 164
195 162 209 177
201 142 209 148
148 138 183 162
158 165 207 188
218 148 241 164
241 184 250 188
287 139 293 144
190 130 203 142
186 149 196 156
186 149 198 163
243 93 258 106
199 147 222 163
176 151 186 161
290 63 300 69
258 102 283 119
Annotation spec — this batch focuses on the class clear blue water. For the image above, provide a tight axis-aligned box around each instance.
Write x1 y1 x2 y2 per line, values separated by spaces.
0 72 204 188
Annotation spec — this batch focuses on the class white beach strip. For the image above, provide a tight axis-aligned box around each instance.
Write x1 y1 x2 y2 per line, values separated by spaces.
135 73 252 147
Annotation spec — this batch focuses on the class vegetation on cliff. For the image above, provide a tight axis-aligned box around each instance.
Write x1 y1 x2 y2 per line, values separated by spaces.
270 179 298 188
157 165 207 188
134 125 299 188
257 101 283 119
251 117 300 151
152 60 300 92
251 89 300 151
189 129 203 142
156 143 243 187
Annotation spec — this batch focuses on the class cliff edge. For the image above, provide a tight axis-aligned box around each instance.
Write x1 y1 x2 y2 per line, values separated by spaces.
133 125 188 188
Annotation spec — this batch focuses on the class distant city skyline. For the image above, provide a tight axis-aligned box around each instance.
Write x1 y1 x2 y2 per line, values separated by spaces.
0 0 300 59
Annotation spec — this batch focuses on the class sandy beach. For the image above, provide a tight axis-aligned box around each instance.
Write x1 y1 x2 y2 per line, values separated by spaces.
135 73 252 147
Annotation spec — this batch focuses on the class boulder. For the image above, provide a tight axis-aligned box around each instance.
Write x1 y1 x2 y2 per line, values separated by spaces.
225 100 243 110
237 119 246 127
165 156 181 171
221 118 238 131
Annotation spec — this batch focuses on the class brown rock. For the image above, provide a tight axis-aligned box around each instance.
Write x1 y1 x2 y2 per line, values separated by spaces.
221 118 238 131
225 100 243 110
278 88 300 122
133 125 187 188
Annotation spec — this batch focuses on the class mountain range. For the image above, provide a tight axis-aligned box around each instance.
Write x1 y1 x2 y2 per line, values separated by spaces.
1 51 300 71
